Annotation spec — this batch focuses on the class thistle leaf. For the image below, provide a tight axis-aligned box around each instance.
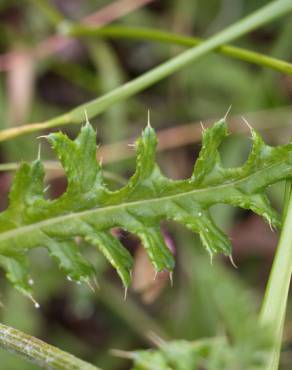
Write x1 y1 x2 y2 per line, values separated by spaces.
128 339 216 370
85 230 133 287
0 255 32 297
128 252 272 370
46 239 95 283
0 117 291 296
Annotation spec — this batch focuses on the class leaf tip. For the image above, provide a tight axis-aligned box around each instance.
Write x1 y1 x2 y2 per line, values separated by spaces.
241 116 254 135
138 122 158 155
229 255 238 268
27 294 40 309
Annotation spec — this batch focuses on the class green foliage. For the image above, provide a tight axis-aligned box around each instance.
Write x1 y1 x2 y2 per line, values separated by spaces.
0 118 292 300
129 336 269 370
128 252 272 370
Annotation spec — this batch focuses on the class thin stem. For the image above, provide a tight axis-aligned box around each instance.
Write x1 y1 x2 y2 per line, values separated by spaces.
259 180 292 369
68 25 292 75
0 0 291 142
0 0 154 72
0 323 101 370
27 0 65 26
282 181 292 219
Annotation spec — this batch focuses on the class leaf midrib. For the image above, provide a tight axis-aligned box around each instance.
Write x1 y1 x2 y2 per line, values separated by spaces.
0 159 286 244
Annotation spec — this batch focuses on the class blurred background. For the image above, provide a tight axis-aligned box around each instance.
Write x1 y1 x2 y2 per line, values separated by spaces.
0 0 292 369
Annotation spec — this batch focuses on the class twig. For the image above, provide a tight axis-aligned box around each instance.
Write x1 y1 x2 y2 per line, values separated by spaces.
0 323 101 370
0 0 291 142
0 0 154 71
68 25 292 75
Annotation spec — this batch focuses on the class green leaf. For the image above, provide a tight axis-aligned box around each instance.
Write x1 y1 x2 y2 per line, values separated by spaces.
0 117 291 296
85 230 133 287
128 339 226 370
46 239 95 283
0 254 33 297
128 251 273 370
